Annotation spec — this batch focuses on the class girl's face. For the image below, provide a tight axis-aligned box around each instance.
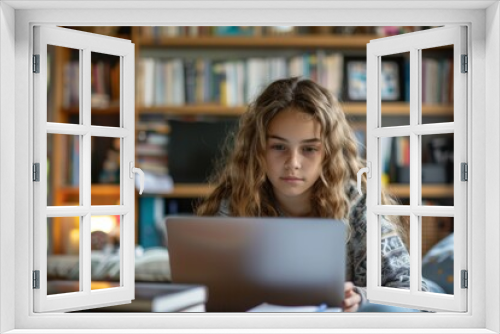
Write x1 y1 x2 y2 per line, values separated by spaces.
265 109 324 202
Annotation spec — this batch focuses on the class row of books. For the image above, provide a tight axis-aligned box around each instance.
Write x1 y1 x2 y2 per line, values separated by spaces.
63 60 120 109
48 133 80 186
137 52 344 107
139 26 337 39
381 136 454 185
138 26 432 39
422 58 453 104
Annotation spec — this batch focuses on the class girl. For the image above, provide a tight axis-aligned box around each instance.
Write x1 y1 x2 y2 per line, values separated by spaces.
196 77 420 312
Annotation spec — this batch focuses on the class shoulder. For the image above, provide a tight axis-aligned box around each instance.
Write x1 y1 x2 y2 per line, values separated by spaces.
217 199 231 217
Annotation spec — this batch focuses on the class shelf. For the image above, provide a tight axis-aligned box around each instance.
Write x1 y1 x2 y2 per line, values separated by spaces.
144 184 214 198
139 103 453 117
386 184 454 198
147 183 454 199
139 104 245 117
63 106 121 115
380 103 453 116
138 34 378 49
58 184 121 196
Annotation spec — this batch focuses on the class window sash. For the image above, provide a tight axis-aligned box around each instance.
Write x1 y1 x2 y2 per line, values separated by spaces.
33 25 136 313
366 25 468 312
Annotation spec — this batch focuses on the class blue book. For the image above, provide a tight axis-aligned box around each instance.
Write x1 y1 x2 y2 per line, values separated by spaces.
139 197 164 248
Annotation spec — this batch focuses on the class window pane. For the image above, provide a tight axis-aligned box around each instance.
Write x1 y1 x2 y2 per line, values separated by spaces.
47 134 80 206
380 136 410 205
47 45 80 124
421 133 454 206
421 216 454 295
47 217 80 295
421 46 454 124
381 52 409 127
91 52 120 127
91 137 121 205
91 215 121 290
380 215 411 290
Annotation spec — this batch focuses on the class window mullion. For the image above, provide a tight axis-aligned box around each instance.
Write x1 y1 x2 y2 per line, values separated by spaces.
409 47 421 294
409 214 420 293
81 47 92 294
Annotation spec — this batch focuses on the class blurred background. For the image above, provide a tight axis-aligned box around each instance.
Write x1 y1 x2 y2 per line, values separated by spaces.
46 26 455 311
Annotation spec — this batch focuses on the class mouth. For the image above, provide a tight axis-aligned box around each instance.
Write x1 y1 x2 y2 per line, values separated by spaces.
280 176 304 182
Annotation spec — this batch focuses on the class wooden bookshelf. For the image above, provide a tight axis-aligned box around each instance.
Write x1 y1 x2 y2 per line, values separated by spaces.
138 34 378 49
152 184 215 198
48 26 455 249
63 106 121 115
147 183 453 199
138 34 452 50
138 103 453 117
55 185 121 204
386 184 454 198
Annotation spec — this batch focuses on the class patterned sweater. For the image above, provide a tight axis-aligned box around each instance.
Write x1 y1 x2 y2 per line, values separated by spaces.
216 182 425 305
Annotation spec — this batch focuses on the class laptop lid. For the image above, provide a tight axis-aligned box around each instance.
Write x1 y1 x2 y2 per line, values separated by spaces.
166 217 346 312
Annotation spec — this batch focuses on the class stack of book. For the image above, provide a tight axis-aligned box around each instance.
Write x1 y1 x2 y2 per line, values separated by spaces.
136 115 173 194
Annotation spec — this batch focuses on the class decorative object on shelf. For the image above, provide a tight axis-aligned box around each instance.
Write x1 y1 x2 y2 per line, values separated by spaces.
344 56 404 102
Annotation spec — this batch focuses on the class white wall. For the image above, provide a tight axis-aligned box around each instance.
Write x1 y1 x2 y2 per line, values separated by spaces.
0 2 16 333
486 2 500 333
2 3 496 332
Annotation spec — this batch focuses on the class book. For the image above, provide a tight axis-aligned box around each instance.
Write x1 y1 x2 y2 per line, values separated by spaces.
247 303 342 313
151 284 207 312
138 197 164 248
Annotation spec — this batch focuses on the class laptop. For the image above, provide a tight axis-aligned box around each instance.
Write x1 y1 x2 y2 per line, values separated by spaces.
166 216 346 312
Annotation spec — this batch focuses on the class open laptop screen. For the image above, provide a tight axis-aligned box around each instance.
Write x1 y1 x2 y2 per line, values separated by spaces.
166 217 346 312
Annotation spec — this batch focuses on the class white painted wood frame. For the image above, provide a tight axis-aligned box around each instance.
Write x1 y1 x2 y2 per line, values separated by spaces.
1 3 495 333
366 26 467 312
32 26 135 313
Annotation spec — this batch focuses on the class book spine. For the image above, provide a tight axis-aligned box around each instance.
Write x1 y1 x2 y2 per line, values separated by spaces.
139 197 163 248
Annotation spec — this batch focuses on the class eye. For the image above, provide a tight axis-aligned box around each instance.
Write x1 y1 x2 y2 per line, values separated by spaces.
303 146 319 153
270 144 286 151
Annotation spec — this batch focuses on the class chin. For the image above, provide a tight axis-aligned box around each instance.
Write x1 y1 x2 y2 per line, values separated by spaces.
276 188 308 198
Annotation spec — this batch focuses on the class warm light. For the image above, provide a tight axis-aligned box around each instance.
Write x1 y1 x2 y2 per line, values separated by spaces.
91 215 117 234
68 228 79 255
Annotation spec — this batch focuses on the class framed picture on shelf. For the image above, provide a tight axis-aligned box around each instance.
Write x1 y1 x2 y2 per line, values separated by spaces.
343 56 405 102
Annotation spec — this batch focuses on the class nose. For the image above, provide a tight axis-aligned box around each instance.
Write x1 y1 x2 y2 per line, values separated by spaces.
285 150 301 170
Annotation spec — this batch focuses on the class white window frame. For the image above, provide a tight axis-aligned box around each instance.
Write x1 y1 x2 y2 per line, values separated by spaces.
0 2 498 333
365 26 468 312
32 25 136 313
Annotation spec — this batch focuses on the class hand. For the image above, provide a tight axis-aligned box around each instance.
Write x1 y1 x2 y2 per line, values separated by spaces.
343 281 361 312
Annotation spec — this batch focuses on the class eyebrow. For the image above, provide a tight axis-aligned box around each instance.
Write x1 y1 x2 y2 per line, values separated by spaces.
267 135 321 144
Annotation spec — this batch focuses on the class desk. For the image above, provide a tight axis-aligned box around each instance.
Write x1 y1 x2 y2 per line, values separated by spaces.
48 281 206 312
49 281 341 313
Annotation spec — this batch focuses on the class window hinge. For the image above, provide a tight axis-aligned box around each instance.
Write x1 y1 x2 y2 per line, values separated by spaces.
461 54 468 73
33 270 40 289
461 162 468 181
461 270 468 289
33 54 40 73
33 163 40 182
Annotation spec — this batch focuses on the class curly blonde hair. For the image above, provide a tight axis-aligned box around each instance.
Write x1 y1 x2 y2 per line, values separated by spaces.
195 77 407 243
